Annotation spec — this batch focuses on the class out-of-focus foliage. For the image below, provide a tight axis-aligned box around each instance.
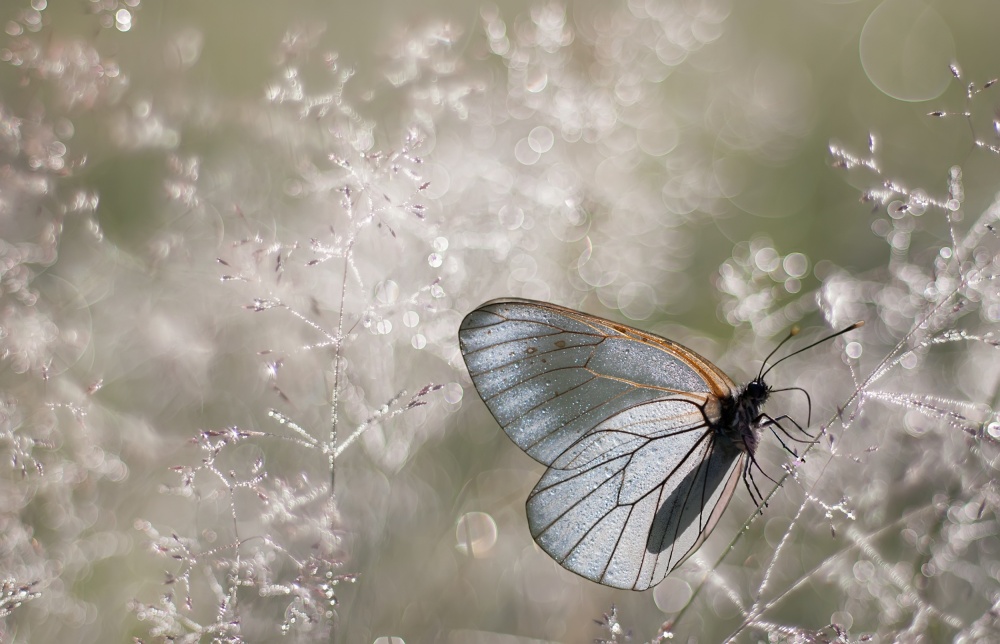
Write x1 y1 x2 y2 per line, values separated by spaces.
1 0 1000 642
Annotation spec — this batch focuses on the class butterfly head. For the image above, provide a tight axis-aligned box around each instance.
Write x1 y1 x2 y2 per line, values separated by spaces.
742 378 770 406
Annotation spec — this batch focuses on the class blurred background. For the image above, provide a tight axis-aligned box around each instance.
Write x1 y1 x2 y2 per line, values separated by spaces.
2 0 1000 641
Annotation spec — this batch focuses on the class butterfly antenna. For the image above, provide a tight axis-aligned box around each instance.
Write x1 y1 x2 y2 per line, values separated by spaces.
761 321 864 380
755 326 805 381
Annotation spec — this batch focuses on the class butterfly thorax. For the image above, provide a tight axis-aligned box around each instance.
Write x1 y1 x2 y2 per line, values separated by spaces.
715 378 769 455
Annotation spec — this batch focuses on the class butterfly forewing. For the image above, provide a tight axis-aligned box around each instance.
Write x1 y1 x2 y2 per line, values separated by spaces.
459 299 735 465
458 298 745 590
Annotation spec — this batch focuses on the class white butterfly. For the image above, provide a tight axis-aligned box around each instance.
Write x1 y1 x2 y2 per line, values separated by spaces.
459 298 859 590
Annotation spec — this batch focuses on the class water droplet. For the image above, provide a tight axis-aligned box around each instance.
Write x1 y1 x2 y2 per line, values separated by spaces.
411 334 426 349
432 237 449 252
498 204 524 230
455 511 498 557
528 126 554 153
782 252 809 278
428 253 443 268
402 311 419 327
514 138 540 165
525 69 547 92
443 382 463 404
115 9 132 32
374 280 399 305
754 247 780 273
987 421 1000 440
853 559 875 583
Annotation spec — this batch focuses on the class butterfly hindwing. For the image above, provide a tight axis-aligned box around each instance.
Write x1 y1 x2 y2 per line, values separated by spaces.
525 399 745 590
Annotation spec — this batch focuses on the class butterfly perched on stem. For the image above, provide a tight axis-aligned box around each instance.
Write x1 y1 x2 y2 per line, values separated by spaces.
458 298 861 590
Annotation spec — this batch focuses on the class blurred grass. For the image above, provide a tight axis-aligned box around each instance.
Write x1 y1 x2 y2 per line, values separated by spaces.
2 0 1000 642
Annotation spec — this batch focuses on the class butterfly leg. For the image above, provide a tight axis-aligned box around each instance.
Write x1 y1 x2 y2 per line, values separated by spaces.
740 457 767 510
767 412 819 441
756 413 818 458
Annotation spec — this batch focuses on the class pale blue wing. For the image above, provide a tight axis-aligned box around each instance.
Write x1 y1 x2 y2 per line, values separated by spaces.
526 399 745 590
458 298 735 466
459 298 745 589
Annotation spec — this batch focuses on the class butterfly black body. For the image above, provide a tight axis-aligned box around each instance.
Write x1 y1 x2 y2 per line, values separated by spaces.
718 379 770 455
